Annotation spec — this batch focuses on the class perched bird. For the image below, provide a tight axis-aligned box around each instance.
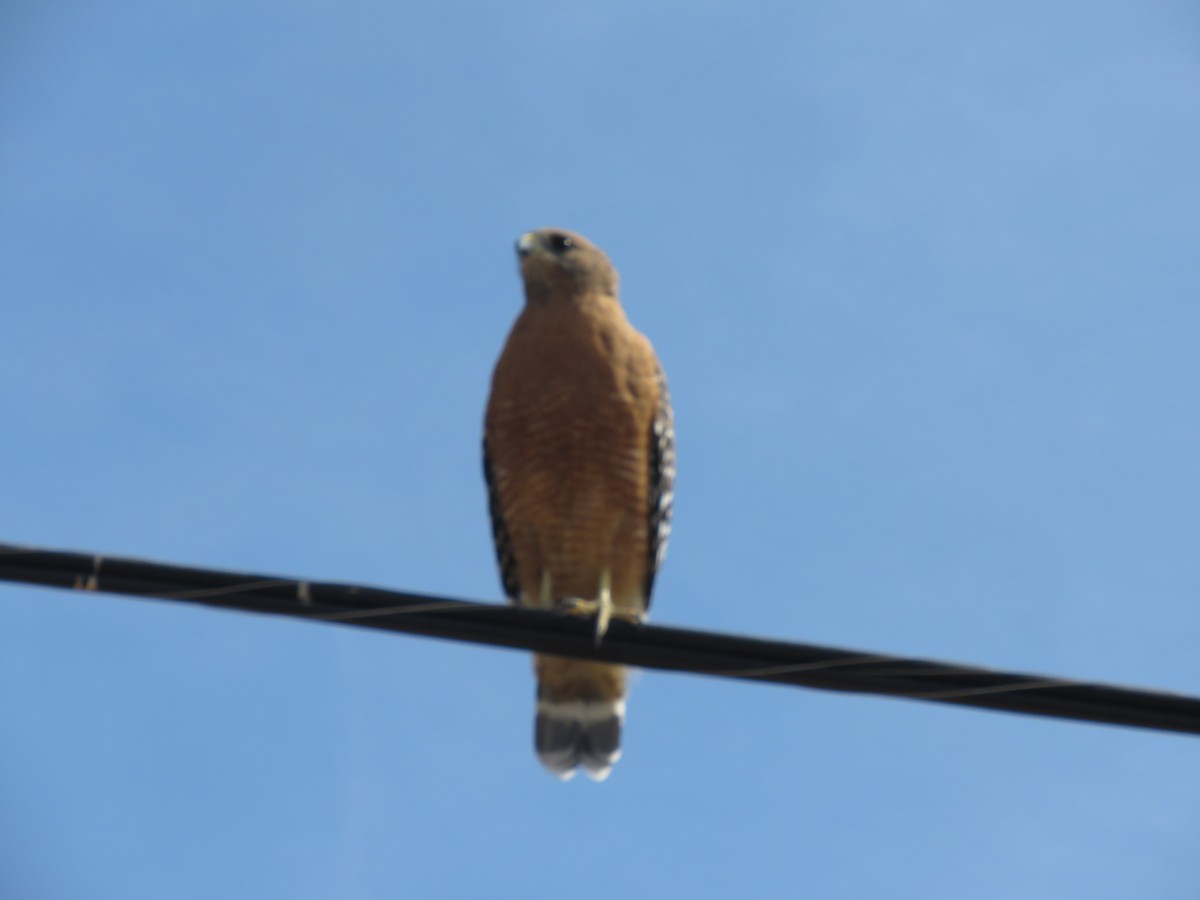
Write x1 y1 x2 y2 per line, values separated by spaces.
483 228 675 781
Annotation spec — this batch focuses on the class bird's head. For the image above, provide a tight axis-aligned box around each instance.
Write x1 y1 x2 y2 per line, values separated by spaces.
515 228 618 304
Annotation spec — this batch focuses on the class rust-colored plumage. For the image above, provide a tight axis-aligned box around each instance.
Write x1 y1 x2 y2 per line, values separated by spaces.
484 228 675 780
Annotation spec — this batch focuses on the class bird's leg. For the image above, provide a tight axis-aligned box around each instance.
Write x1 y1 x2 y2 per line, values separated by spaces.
593 567 613 645
558 568 615 645
539 570 553 610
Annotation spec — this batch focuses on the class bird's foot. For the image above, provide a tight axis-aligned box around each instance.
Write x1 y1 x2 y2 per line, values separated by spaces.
558 570 644 645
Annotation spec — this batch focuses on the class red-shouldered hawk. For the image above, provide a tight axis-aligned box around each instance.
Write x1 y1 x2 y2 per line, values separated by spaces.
484 228 675 781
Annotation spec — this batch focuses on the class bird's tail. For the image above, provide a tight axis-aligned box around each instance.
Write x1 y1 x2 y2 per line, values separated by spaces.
533 655 627 781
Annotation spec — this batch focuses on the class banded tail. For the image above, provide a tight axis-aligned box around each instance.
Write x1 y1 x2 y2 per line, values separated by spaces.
534 656 627 781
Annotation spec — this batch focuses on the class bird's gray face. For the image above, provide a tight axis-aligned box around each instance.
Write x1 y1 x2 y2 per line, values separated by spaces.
516 228 618 303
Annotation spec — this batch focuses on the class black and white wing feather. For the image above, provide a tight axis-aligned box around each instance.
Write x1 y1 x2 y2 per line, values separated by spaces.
643 365 676 607
482 435 521 602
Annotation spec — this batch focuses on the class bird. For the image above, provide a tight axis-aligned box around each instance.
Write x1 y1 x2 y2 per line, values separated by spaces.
483 228 675 781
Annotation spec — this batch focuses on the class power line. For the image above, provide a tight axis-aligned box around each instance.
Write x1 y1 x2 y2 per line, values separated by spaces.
2 542 1198 737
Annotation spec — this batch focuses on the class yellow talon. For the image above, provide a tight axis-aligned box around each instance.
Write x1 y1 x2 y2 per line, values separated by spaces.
556 570 645 644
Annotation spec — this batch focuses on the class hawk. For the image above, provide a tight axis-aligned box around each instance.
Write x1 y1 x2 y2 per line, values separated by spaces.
483 228 675 780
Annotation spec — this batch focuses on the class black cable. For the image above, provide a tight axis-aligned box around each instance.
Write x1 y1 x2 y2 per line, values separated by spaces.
2 542 1197 736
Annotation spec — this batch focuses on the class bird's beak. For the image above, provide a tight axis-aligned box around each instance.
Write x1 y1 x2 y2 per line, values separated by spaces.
516 232 538 259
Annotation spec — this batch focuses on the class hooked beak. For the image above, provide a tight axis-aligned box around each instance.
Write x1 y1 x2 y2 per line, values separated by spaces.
516 232 538 258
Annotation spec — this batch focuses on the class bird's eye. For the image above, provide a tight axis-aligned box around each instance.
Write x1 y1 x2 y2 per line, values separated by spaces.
548 234 574 253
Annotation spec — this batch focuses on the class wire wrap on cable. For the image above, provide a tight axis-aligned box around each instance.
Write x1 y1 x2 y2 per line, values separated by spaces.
2 543 1197 736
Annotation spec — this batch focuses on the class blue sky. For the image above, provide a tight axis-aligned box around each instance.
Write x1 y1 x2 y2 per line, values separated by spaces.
3 2 1199 897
